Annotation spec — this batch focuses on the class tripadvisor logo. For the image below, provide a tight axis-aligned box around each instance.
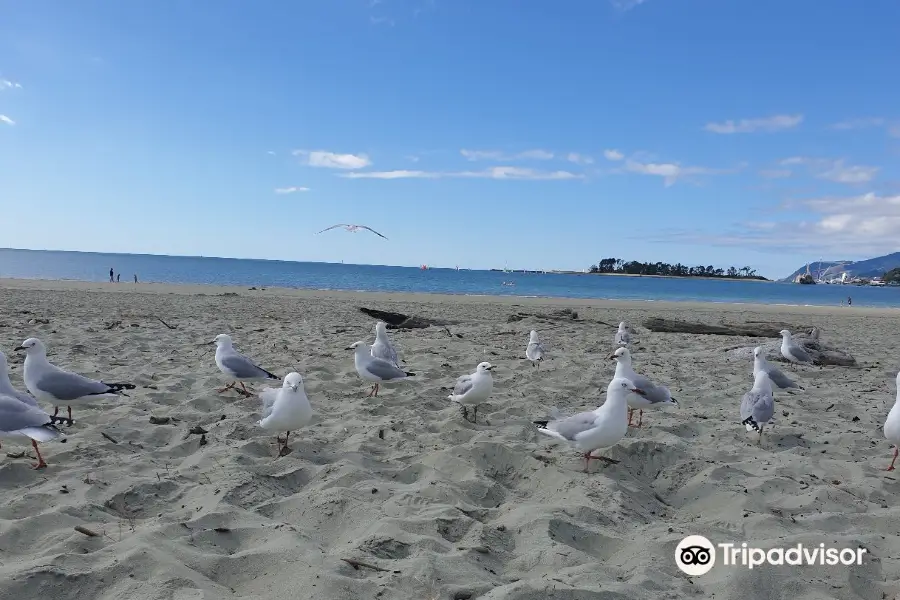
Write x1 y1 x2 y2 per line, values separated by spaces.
675 535 867 575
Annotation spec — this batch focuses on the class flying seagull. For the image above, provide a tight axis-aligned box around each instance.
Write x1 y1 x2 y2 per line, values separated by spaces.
316 224 388 239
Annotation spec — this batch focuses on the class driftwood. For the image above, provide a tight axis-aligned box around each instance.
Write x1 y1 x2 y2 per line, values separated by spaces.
358 307 456 329
643 318 810 338
508 308 580 323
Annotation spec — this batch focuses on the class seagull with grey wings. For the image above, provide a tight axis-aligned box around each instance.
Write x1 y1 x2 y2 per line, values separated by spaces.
608 347 679 427
525 330 545 368
0 393 65 469
348 340 415 397
614 321 631 346
370 321 400 367
214 334 280 396
317 224 388 239
741 371 775 445
448 362 494 423
779 329 813 364
752 346 802 390
16 337 135 426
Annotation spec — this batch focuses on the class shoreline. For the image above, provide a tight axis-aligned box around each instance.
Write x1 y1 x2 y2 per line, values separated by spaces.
0 277 892 317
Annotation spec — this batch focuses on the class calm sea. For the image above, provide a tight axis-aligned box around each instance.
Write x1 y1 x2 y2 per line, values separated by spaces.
1 248 897 308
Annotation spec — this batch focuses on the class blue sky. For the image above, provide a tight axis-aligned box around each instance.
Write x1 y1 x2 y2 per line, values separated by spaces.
1 0 898 279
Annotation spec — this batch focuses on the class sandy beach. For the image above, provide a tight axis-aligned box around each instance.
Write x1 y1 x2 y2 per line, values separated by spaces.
0 278 898 600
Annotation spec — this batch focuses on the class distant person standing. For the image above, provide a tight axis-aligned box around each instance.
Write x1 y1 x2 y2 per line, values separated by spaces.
847 296 852 306
134 273 138 283
116 273 120 283
109 267 114 282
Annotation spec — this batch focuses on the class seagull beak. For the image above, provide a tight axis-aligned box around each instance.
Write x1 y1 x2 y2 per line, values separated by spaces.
290 384 299 392
345 345 356 350
13 346 25 352
631 387 646 396
607 353 617 360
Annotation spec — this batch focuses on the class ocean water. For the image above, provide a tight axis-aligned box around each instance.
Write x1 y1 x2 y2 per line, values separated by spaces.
1 248 898 308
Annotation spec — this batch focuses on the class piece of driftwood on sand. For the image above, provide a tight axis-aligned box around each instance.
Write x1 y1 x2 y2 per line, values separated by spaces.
358 307 457 329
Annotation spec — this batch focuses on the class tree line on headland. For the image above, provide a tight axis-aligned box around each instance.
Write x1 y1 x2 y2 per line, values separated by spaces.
588 258 768 280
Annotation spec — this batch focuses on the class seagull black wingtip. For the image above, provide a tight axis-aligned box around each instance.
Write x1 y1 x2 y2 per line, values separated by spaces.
532 420 549 428
405 371 416 377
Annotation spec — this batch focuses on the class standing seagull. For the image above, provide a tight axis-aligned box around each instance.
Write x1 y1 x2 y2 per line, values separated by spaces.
15 338 135 425
608 347 678 427
779 330 813 364
258 372 313 457
214 334 280 396
752 346 802 390
0 394 64 469
525 330 545 368
740 371 775 445
316 224 388 240
883 371 900 471
614 322 631 346
448 362 494 423
533 378 646 472
0 350 40 408
370 321 399 367
348 341 415 397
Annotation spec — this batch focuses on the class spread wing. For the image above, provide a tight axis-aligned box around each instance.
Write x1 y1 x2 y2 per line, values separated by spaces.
359 225 388 240
316 224 348 234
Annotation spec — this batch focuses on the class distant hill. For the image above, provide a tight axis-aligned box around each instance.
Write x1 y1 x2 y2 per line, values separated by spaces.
782 252 900 281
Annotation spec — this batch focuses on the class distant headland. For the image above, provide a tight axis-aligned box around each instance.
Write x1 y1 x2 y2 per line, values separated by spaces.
587 258 768 281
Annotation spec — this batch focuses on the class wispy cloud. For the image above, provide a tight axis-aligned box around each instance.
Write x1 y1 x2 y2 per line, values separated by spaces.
0 79 22 90
610 0 649 10
759 169 792 179
274 186 310 194
651 191 900 259
294 150 371 169
0 115 15 126
405 155 420 162
566 152 594 165
779 156 878 184
266 150 276 156
830 117 900 138
460 148 555 161
619 158 742 187
704 114 803 134
341 166 583 181
370 16 395 26
603 149 624 161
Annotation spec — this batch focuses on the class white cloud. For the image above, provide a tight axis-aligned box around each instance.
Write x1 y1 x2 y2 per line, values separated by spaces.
610 0 648 10
0 115 15 126
653 192 900 257
759 169 792 179
621 159 738 187
294 150 371 169
460 148 555 161
830 117 886 130
704 114 803 134
0 79 21 90
603 149 624 161
566 152 594 165
341 166 582 181
274 186 310 194
266 150 276 155
370 16 395 26
779 156 878 184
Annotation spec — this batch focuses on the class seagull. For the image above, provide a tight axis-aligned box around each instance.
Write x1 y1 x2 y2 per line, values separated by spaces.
533 377 646 472
316 224 388 240
370 321 399 367
779 330 813 364
614 321 631 346
258 372 313 457
608 347 678 427
740 371 775 445
752 346 801 390
214 334 280 396
0 393 64 469
883 371 900 471
448 362 494 423
15 338 136 425
0 350 40 409
348 340 415 397
525 330 545 368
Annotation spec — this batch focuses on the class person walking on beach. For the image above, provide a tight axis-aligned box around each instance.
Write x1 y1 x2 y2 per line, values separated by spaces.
134 274 138 283
109 267 114 282
847 296 852 306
